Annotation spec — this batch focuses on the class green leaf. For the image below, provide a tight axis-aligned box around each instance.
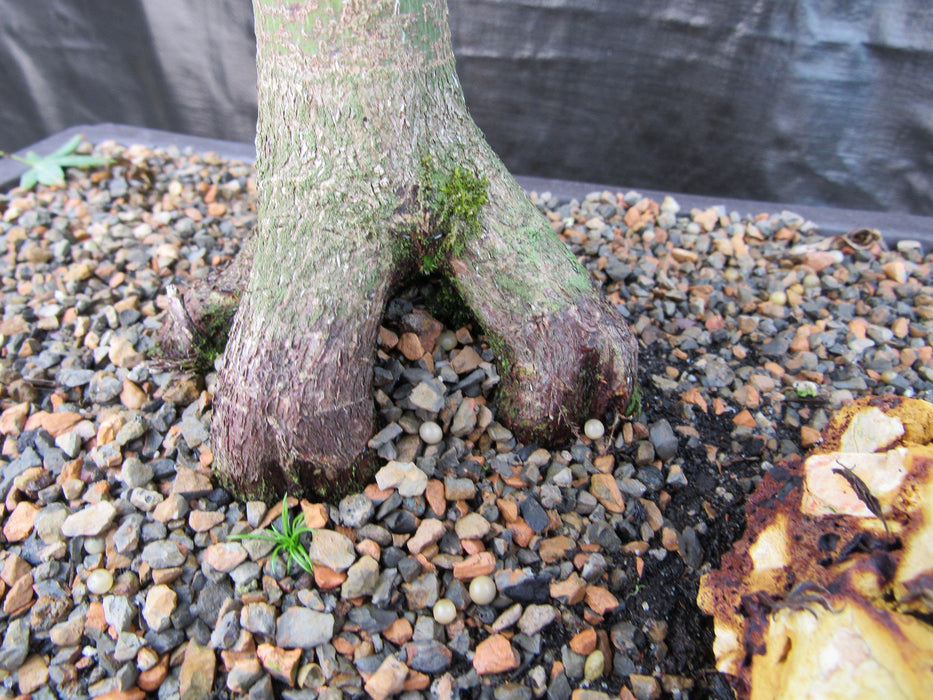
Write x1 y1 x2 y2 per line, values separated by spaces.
50 134 83 158
19 168 39 190
54 155 112 168
34 162 65 186
4 135 110 190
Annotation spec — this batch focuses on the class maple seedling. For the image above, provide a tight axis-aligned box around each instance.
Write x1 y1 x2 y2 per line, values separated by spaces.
1 135 111 190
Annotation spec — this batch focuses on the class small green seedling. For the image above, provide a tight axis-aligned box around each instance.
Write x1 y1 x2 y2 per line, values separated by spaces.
624 382 644 417
229 495 315 576
1 135 111 190
793 380 819 398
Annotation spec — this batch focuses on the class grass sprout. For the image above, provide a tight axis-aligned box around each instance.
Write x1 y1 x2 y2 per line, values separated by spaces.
229 495 315 576
1 135 111 190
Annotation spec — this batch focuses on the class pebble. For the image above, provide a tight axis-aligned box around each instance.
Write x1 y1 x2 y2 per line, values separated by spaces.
419 420 444 444
433 598 457 624
86 569 114 595
275 608 335 649
469 574 498 605
1 142 928 700
584 419 605 440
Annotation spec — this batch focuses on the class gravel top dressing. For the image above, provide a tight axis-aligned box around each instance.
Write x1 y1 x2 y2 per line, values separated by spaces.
1 141 932 699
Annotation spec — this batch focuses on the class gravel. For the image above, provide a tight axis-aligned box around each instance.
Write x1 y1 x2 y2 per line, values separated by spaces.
1 140 932 699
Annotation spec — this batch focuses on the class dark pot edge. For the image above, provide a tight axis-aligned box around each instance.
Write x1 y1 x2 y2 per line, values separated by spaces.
3 122 933 248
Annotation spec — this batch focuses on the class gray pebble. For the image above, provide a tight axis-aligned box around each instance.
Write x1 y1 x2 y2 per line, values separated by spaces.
276 608 335 649
339 492 375 528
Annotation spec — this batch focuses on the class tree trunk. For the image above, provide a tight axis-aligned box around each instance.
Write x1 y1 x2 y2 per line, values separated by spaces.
160 0 637 501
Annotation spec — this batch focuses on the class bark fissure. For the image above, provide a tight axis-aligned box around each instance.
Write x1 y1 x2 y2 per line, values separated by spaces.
160 0 637 501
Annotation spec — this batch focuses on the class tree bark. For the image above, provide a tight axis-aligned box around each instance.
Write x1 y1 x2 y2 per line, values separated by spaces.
161 0 637 501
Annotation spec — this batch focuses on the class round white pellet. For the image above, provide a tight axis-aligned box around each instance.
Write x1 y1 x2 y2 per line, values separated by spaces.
583 419 605 440
468 575 497 605
86 568 114 595
433 598 457 624
84 536 106 554
419 421 444 445
438 330 458 351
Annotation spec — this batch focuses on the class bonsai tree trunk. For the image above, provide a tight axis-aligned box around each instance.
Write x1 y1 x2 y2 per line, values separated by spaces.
159 0 637 501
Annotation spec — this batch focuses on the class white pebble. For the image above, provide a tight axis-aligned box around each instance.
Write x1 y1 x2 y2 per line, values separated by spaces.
86 568 114 595
437 330 458 351
583 419 605 440
433 598 457 624
84 536 106 554
469 575 497 605
419 421 443 445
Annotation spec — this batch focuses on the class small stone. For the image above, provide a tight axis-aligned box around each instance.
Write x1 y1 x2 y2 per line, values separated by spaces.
550 573 587 605
409 381 446 413
437 329 458 351
649 419 678 460
450 398 478 437
141 540 186 569
3 573 34 615
172 465 212 496
491 603 523 632
517 604 558 636
590 474 625 513
584 650 605 681
130 487 164 512
120 458 154 488
256 643 301 686
241 602 277 636
0 402 30 436
60 501 117 537
152 493 189 522
16 654 49 694
121 379 148 409
339 492 375 528
204 542 249 572
444 475 475 501
469 575 497 605
376 460 428 497
454 551 496 580
474 634 519 675
454 512 491 540
364 654 409 700
433 598 457 624
398 332 425 361
584 419 605 440
584 586 619 616
402 572 440 609
310 529 356 572
87 568 114 595
0 615 30 671
450 346 482 374
189 510 225 532
407 518 447 554
226 656 264 693
179 640 216 700
519 496 549 533
341 555 380 599
419 420 443 445
276 608 335 649
103 595 137 632
629 674 661 700
3 500 39 542
570 629 598 655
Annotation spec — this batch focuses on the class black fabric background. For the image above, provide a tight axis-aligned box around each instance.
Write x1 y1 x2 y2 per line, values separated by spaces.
2 0 931 215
